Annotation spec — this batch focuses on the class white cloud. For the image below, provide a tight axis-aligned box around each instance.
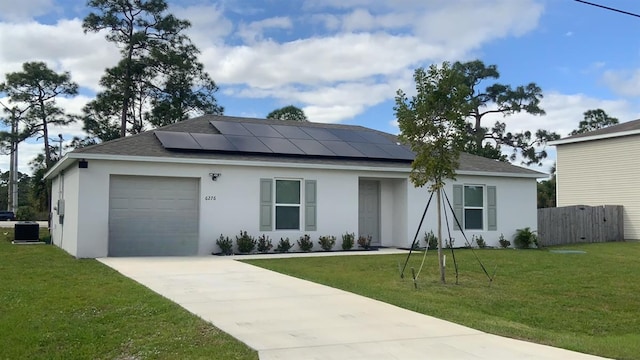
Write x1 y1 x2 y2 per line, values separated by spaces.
237 16 292 44
172 4 233 47
0 19 119 91
602 69 640 97
0 0 56 21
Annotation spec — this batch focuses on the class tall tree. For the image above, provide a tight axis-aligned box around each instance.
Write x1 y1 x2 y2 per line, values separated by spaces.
82 0 222 142
569 109 618 135
452 60 559 165
267 105 308 122
395 64 471 284
0 61 78 167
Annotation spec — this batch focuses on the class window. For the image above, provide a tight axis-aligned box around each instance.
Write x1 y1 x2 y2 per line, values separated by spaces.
453 184 496 231
260 178 317 232
275 180 300 230
464 185 484 230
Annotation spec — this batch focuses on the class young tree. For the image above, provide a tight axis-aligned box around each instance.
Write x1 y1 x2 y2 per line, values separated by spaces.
0 61 78 167
83 0 222 141
395 63 471 284
267 105 308 122
569 109 619 135
452 60 559 165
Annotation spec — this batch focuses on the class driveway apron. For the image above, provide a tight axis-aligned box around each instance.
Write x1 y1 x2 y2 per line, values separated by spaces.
99 256 607 360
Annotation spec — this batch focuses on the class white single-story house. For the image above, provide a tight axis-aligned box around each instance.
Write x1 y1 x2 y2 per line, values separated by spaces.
549 119 640 240
45 115 544 258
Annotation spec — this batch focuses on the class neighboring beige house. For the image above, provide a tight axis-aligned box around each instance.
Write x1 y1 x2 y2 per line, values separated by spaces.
549 119 640 240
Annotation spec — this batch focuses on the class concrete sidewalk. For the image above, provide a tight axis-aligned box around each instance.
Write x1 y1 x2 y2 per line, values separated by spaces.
99 255 607 360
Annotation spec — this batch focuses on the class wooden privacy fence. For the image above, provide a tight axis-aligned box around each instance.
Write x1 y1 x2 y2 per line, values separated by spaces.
537 205 624 246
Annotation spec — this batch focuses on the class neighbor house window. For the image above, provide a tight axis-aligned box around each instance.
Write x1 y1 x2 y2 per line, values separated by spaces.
275 179 301 230
464 185 484 230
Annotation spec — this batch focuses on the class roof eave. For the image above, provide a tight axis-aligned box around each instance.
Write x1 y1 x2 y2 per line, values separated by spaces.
456 170 546 179
549 129 640 146
48 153 544 178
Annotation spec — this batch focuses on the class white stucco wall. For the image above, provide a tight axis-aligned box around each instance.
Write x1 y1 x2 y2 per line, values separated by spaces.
405 175 538 248
60 159 409 257
50 165 80 256
50 157 537 257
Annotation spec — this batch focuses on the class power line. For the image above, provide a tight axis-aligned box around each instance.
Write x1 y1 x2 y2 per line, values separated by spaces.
574 0 640 18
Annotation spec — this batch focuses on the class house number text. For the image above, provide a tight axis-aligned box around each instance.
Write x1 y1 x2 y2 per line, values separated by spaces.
204 195 217 201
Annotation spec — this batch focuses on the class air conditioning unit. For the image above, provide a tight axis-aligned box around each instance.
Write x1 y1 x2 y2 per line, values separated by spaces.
14 222 40 242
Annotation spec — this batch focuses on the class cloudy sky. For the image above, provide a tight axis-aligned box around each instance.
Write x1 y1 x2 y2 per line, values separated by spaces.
1 0 639 174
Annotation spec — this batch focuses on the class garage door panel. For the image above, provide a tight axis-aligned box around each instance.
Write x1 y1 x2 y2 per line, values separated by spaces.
109 175 199 256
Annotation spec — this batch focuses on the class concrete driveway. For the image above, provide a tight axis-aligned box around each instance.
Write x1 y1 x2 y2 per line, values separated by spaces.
99 254 607 360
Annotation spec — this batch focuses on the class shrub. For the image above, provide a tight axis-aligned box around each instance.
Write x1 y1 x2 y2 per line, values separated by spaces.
41 234 52 244
475 235 486 249
498 233 511 248
297 234 314 252
318 235 336 251
424 230 438 250
16 206 36 221
514 227 538 249
341 232 355 250
257 234 273 253
215 234 233 255
357 235 372 250
275 237 294 253
236 231 256 253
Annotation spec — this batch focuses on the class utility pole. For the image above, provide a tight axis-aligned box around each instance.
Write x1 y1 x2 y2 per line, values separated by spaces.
0 101 19 213
10 108 18 213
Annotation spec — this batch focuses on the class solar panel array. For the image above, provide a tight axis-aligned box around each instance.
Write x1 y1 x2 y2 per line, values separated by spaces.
154 121 415 161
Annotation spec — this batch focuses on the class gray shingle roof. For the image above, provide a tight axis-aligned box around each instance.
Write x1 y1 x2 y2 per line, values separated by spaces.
70 115 544 176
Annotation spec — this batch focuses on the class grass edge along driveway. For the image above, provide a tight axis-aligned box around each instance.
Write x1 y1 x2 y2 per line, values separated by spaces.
244 242 640 360
0 233 257 360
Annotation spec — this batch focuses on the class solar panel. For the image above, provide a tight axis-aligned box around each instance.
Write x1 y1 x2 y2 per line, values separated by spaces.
258 137 305 155
356 131 395 145
328 128 368 142
155 131 202 150
376 143 415 160
301 127 342 141
320 140 364 157
289 139 336 156
349 142 393 158
243 123 284 138
225 135 273 153
210 120 252 136
271 125 313 139
191 133 237 151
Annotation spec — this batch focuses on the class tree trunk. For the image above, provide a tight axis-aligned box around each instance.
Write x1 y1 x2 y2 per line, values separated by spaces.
474 112 483 150
437 186 445 284
39 97 51 167
120 24 135 138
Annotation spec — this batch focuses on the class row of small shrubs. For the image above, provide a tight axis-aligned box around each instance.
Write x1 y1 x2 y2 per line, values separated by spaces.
215 231 373 255
418 227 538 249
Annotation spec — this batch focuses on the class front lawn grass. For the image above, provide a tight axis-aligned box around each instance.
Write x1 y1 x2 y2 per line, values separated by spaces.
0 230 257 360
244 242 640 360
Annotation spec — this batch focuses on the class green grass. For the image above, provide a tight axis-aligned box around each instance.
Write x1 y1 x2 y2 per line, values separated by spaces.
244 242 640 360
0 230 257 360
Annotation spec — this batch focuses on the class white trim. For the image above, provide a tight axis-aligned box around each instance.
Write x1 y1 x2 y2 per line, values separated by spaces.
463 184 485 231
549 129 640 146
455 170 544 179
274 178 302 231
44 152 545 180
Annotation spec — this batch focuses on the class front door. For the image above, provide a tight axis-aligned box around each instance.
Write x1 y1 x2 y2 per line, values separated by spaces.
358 180 380 247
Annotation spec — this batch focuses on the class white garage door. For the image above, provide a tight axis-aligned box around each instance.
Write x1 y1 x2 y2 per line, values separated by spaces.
109 175 200 256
